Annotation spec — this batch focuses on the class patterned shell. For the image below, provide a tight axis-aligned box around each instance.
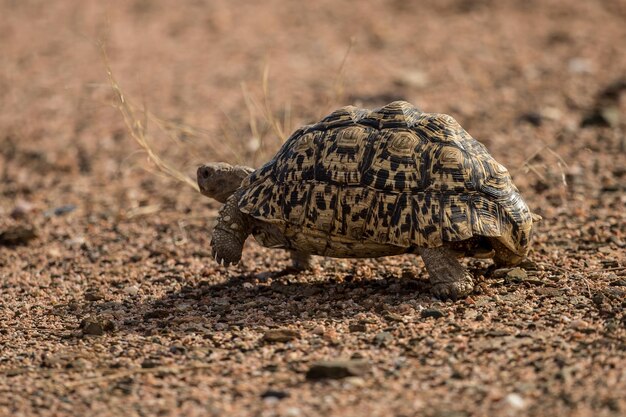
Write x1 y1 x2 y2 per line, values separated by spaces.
238 101 533 257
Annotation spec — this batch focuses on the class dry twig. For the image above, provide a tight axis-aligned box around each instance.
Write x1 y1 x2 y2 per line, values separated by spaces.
101 43 200 192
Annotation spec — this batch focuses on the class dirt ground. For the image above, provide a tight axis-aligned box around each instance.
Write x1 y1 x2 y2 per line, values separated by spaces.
1 0 625 416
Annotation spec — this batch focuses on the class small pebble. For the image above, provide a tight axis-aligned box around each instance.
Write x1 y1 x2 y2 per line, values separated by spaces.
568 58 592 74
66 236 87 248
0 225 37 246
311 325 325 335
84 290 104 302
569 319 589 331
143 309 169 320
285 408 302 417
503 393 526 410
383 311 405 322
141 359 161 369
518 112 543 127
394 69 429 88
10 200 34 219
305 359 370 380
421 308 445 319
349 323 368 333
260 390 289 400
46 204 76 217
169 346 186 355
373 331 393 346
505 268 528 282
124 285 140 296
344 376 366 387
262 328 301 343
80 316 115 336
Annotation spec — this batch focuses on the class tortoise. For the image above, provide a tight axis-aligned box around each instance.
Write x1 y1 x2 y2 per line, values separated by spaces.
197 101 538 299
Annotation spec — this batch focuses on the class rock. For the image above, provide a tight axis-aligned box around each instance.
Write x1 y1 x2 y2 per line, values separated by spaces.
0 225 37 246
503 393 526 410
517 260 539 270
143 309 170 320
262 328 301 343
421 308 445 319
141 359 161 369
401 268 417 280
492 267 527 281
535 287 562 297
260 390 289 400
581 107 620 128
66 236 87 248
214 323 227 331
569 319 589 331
394 70 428 88
80 316 115 336
285 407 302 417
541 106 562 121
348 323 368 333
311 325 325 335
305 359 370 380
84 290 104 302
373 331 393 346
45 204 77 217
344 376 366 387
322 328 340 344
567 58 592 74
383 311 405 323
518 112 543 127
10 200 34 219
505 268 528 283
169 345 187 355
124 285 140 296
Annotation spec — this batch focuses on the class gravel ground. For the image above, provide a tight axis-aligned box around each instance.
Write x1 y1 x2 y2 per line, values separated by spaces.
1 1 625 416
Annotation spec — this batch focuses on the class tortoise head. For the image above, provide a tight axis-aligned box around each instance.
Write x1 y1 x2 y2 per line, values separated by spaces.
197 162 254 204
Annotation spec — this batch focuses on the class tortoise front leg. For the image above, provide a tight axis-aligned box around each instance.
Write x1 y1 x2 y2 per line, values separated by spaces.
418 246 474 300
211 191 251 266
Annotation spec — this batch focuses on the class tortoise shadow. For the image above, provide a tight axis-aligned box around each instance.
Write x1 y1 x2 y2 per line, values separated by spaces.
93 271 455 337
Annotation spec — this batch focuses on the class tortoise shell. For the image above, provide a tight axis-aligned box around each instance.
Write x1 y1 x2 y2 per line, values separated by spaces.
237 101 533 259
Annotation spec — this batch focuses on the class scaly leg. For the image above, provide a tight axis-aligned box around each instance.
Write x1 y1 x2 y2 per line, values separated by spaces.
418 246 474 300
211 191 250 266
289 251 314 271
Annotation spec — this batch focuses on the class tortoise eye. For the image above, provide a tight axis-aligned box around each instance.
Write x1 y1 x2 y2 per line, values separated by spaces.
199 167 210 179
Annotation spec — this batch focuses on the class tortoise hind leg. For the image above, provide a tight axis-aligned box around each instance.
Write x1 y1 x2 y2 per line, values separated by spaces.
289 251 314 271
418 246 474 300
211 192 250 266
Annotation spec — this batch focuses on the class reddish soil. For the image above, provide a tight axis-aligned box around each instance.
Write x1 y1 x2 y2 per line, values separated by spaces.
1 1 625 416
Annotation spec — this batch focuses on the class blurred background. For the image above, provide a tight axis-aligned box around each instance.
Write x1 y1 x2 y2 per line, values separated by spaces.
2 0 625 194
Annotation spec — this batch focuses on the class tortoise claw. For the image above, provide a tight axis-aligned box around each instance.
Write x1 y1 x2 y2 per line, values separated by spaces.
430 275 474 300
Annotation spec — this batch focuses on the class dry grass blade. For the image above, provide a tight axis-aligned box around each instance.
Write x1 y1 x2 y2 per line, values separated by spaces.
241 67 292 166
319 37 355 117
101 44 200 192
515 144 569 188
241 81 263 166
148 109 244 165
124 204 162 219
262 64 286 141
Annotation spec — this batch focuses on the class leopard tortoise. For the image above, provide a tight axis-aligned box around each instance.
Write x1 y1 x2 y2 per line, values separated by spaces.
197 101 538 299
